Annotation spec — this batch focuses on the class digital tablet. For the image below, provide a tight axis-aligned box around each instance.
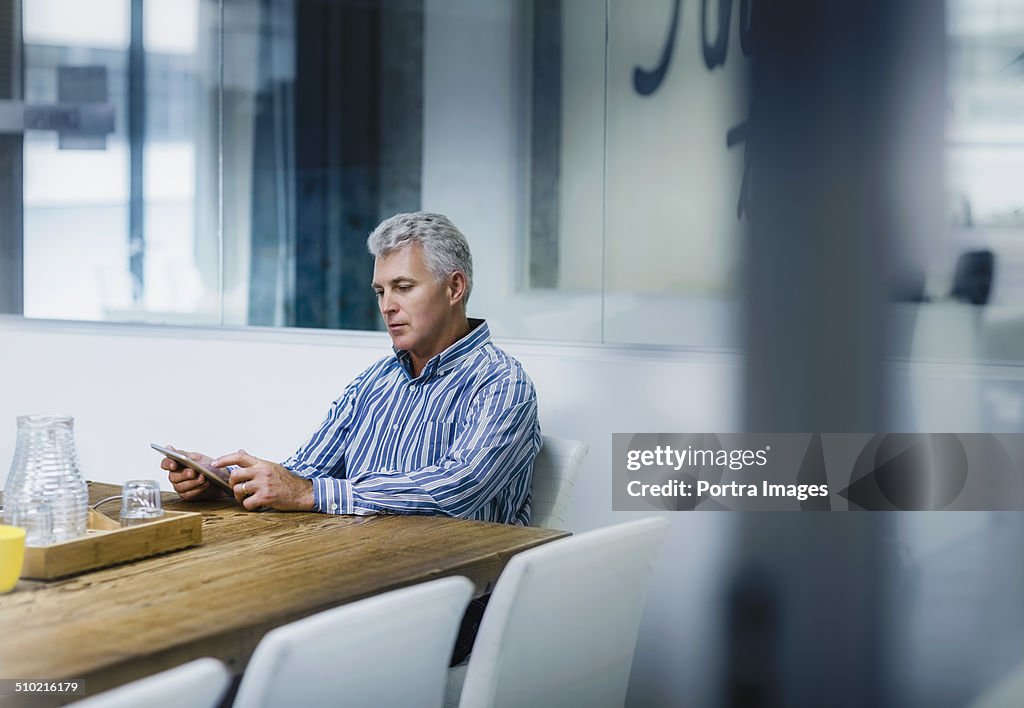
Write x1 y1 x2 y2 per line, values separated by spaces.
151 443 234 493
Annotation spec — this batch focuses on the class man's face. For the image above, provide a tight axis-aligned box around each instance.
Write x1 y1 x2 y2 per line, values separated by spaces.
372 243 457 359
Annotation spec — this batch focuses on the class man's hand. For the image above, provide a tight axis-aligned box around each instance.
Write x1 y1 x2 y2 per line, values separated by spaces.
212 449 316 512
161 445 228 501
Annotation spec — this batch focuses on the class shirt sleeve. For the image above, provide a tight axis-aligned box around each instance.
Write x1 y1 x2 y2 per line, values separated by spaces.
282 364 375 479
308 373 539 519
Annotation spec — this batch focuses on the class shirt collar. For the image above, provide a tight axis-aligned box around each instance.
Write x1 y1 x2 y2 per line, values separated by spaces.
393 318 490 381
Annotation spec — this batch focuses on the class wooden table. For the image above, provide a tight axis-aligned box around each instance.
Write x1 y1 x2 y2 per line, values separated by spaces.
0 482 567 704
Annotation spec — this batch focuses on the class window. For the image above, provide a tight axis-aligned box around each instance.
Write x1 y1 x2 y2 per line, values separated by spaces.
5 0 1023 364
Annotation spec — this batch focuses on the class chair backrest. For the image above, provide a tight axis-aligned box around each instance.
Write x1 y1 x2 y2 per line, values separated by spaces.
458 517 670 708
233 575 474 708
530 435 588 529
69 657 231 708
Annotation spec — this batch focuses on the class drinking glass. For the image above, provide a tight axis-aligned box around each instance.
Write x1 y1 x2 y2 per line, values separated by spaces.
119 480 164 526
6 497 55 547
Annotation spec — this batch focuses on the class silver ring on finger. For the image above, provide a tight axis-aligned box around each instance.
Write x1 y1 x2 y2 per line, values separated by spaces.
242 481 249 496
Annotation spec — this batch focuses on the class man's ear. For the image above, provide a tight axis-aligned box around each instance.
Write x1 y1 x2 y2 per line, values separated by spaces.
448 271 468 306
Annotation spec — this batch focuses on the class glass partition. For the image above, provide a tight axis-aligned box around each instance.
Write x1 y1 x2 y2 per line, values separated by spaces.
940 0 1024 365
602 0 748 348
217 0 607 340
21 0 219 323
22 0 132 321
4 0 1024 365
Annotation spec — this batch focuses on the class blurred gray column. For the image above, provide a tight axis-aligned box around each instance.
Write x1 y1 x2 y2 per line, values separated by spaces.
128 0 146 301
731 2 946 708
0 0 21 314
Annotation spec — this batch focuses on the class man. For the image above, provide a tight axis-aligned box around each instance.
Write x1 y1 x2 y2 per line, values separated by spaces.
163 211 541 526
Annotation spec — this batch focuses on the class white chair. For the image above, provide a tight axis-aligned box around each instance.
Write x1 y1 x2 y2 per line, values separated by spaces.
69 657 231 708
530 435 588 529
233 575 474 708
450 517 670 708
443 436 588 708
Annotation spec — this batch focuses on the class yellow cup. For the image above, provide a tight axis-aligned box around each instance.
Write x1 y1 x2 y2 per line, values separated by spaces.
0 524 27 592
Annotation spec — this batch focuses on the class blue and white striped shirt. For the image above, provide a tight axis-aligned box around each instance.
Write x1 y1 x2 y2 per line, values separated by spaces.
283 320 541 525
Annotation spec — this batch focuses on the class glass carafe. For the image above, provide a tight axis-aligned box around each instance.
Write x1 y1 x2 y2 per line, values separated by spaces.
4 416 89 542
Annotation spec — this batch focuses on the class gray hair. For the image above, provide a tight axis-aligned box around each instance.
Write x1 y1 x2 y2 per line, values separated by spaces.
367 211 474 303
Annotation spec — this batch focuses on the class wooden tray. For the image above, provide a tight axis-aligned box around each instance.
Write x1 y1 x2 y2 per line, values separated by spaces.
21 507 202 580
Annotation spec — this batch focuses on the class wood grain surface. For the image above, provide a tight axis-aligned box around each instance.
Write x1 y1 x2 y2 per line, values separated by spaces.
0 482 567 705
